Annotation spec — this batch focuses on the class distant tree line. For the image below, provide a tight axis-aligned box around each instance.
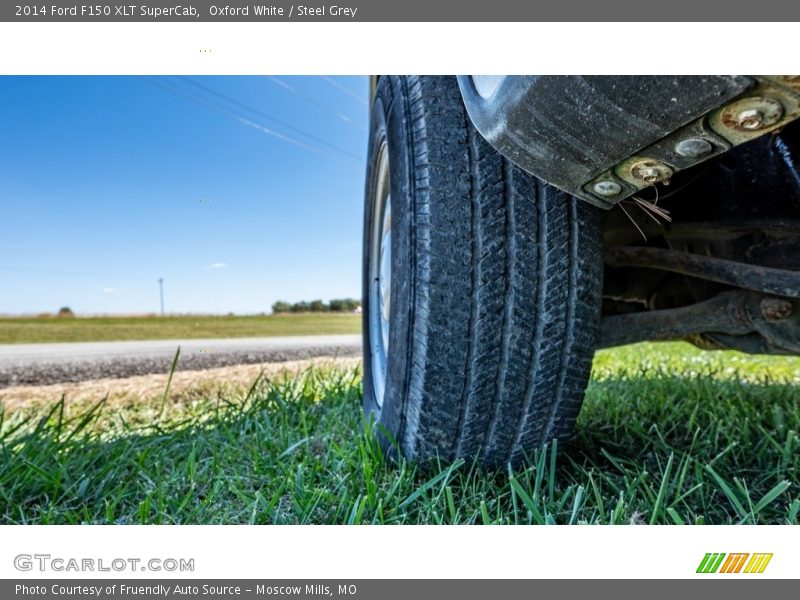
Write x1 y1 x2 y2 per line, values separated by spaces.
26 307 77 319
271 298 361 314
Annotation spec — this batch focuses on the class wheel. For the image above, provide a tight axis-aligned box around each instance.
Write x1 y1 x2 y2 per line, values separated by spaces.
362 76 604 468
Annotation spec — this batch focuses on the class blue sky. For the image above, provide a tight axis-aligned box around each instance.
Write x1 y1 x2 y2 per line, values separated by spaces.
0 76 369 315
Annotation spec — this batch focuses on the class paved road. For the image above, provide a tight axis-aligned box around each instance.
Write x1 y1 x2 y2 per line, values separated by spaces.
0 335 362 388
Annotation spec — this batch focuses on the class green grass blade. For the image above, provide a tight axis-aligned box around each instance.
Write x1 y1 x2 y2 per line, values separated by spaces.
158 346 181 418
650 452 674 524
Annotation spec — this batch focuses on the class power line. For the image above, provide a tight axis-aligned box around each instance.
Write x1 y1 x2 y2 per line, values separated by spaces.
175 76 363 161
266 76 366 131
321 76 368 106
139 77 348 163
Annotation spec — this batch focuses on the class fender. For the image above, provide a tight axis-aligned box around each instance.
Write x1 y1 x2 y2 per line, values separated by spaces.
457 75 800 208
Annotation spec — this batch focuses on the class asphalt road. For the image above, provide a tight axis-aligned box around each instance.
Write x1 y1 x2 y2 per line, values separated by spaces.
0 335 362 388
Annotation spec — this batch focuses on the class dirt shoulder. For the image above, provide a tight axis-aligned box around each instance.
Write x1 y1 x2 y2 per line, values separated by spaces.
0 356 362 415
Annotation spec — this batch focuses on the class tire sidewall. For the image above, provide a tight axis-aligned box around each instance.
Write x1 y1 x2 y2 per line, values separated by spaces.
363 77 413 455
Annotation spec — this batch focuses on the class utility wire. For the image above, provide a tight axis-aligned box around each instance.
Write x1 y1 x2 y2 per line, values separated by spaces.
139 77 349 163
321 76 369 106
176 76 362 161
142 78 324 156
266 76 366 131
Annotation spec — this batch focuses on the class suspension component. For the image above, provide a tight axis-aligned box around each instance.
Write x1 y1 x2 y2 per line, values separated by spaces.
600 291 799 352
605 246 800 299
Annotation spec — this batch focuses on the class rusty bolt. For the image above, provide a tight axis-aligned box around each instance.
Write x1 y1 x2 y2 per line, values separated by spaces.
639 168 660 183
630 159 673 185
593 180 622 197
721 96 784 133
736 108 765 130
760 297 793 322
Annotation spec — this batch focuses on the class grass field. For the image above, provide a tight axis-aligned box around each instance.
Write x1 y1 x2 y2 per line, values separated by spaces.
1 342 798 524
0 313 362 344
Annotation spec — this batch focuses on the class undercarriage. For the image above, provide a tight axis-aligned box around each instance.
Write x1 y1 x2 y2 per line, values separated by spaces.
601 125 800 355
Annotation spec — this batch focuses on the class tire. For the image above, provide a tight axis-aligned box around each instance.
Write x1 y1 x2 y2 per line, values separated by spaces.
363 76 603 468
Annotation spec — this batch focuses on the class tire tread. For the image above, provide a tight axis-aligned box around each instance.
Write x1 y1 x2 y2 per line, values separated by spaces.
365 76 603 467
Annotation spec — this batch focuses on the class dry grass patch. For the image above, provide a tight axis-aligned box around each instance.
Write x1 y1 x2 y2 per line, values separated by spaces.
0 356 361 430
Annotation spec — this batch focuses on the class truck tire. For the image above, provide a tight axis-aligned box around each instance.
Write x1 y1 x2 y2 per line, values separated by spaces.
363 76 603 468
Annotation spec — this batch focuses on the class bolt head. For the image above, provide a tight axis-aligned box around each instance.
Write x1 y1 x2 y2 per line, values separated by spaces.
721 96 784 133
593 180 622 197
736 108 765 130
639 168 660 183
675 138 713 158
630 159 673 185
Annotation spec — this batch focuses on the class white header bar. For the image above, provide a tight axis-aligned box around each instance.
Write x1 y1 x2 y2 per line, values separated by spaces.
1 525 797 579
1 23 799 75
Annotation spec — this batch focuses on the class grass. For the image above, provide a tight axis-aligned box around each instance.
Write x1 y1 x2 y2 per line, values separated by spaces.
0 342 798 524
0 313 361 344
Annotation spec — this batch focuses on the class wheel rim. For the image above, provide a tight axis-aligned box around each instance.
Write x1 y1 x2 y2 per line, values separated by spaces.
369 140 391 408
